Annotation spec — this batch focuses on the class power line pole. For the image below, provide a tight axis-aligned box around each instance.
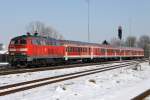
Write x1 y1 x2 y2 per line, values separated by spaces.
129 17 132 47
87 0 90 43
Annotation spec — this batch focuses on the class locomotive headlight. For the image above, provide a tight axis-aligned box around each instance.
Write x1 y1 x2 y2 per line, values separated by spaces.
20 48 28 51
22 53 26 55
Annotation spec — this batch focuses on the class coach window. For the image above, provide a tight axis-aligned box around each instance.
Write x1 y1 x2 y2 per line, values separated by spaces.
111 49 114 53
66 47 69 52
107 49 109 53
114 50 117 53
75 48 77 52
68 47 70 52
85 48 87 52
97 48 99 53
71 47 74 52
78 48 79 52
69 47 72 52
77 48 79 52
80 48 82 52
72 47 74 52
67 47 69 52
83 48 85 52
101 48 105 53
77 47 79 52
89 48 91 52
112 49 114 53
70 47 72 52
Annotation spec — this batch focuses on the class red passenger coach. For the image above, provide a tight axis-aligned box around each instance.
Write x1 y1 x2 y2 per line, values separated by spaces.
8 33 144 67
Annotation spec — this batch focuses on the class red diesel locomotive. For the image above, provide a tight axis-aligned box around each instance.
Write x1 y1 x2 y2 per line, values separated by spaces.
8 33 144 66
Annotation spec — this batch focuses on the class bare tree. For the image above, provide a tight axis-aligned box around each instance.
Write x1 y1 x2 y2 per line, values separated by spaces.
26 21 64 39
137 35 150 48
125 36 137 47
110 37 125 47
137 35 150 57
110 37 120 46
26 21 45 34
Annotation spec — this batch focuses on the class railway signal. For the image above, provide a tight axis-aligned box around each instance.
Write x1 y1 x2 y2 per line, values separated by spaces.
118 26 122 61
118 26 122 40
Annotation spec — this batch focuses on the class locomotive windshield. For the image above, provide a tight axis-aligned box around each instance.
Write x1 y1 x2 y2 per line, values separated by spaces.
10 38 26 45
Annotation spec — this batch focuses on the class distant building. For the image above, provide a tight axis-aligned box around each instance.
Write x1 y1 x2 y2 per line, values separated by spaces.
143 44 150 58
0 44 3 50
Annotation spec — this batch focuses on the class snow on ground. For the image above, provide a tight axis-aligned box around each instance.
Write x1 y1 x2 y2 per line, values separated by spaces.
0 63 8 66
0 50 8 54
0 63 121 87
0 62 150 100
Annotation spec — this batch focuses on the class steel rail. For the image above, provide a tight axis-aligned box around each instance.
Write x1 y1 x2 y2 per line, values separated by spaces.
0 61 140 96
0 59 145 76
132 89 150 100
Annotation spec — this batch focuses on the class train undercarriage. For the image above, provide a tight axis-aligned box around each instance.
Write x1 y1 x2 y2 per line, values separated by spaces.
9 55 143 68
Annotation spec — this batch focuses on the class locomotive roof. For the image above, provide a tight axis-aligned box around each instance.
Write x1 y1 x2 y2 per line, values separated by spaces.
60 40 144 51
11 35 57 41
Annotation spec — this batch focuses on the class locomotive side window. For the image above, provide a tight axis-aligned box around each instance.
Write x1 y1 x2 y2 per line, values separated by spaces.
41 40 46 45
32 39 38 45
37 39 41 45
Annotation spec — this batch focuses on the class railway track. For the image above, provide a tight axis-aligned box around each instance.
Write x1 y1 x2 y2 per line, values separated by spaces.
0 61 143 96
0 59 145 76
132 89 150 100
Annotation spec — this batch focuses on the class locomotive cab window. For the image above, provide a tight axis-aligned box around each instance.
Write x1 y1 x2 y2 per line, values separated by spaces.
10 39 26 45
20 39 26 44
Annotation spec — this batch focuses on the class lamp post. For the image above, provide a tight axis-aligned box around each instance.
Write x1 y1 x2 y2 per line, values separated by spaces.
87 0 90 43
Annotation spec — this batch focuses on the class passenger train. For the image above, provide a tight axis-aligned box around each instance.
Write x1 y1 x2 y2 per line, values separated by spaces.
8 33 144 66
